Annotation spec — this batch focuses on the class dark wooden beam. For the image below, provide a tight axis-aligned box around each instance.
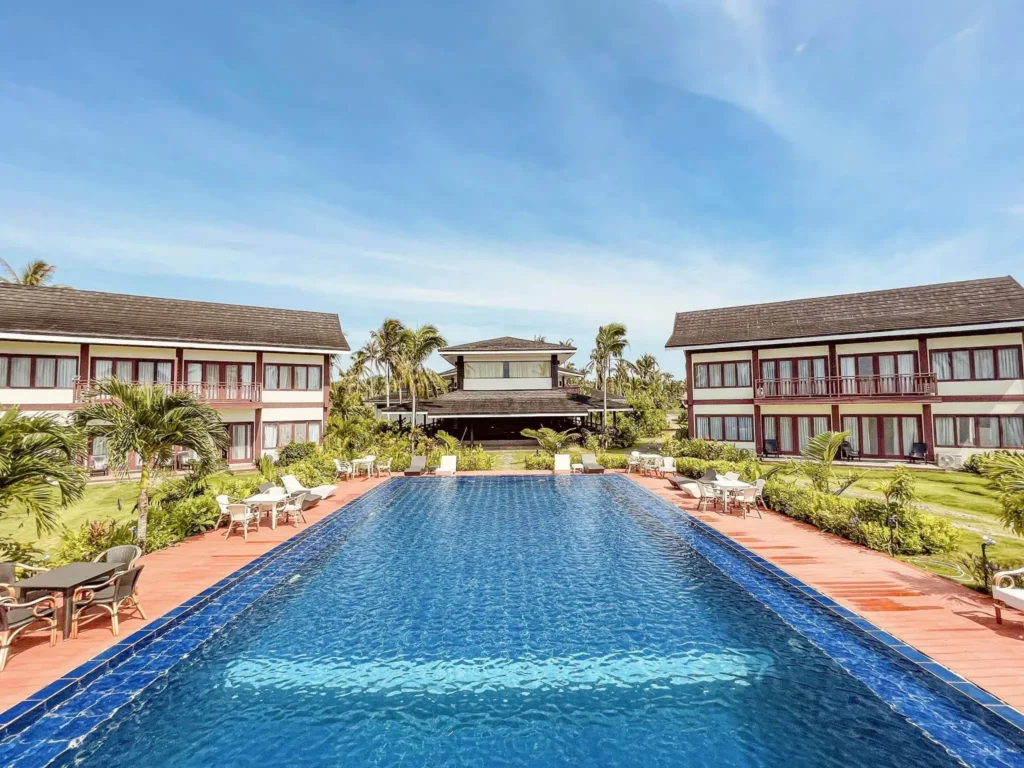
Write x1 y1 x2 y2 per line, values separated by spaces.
551 354 558 388
456 355 465 390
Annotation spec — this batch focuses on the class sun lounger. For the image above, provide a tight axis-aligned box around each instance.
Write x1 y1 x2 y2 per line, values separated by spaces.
992 567 1024 625
435 455 457 476
581 453 605 474
553 454 571 473
281 474 337 501
405 456 427 476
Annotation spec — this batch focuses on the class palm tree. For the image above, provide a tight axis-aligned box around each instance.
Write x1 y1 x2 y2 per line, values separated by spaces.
634 354 660 386
0 408 87 535
73 381 228 547
521 427 578 454
979 452 1024 536
396 324 447 452
798 430 863 496
0 258 58 286
371 318 405 407
593 323 628 426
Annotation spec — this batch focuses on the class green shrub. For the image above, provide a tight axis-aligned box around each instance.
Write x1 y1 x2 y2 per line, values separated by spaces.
276 441 318 465
524 453 554 470
54 518 137 565
283 456 339 487
674 457 743 480
673 438 752 463
598 453 628 469
609 418 640 449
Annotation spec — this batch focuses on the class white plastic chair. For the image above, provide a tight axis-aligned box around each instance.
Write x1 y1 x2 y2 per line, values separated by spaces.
553 454 571 473
660 457 676 475
723 471 740 482
736 487 761 518
754 478 768 509
216 495 259 539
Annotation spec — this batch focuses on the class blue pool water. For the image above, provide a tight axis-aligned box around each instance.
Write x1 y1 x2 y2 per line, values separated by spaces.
22 477 1024 766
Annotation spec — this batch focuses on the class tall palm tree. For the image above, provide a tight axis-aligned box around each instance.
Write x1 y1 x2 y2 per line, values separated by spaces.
0 258 58 286
593 323 628 426
0 408 86 535
396 324 447 452
73 381 228 547
371 318 405 407
634 354 660 386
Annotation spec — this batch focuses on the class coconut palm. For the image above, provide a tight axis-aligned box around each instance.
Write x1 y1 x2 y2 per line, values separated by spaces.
396 324 447 452
0 258 58 286
979 452 1024 536
592 323 629 426
73 381 228 547
521 427 578 455
0 408 87 535
371 318 405 407
797 430 863 496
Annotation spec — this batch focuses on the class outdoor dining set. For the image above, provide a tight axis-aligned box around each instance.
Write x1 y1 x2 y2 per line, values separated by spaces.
667 470 767 518
1 545 146 672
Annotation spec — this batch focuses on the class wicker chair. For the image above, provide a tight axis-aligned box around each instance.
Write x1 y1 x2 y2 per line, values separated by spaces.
92 545 142 575
71 566 146 638
282 493 317 526
0 561 50 602
1 594 58 671
334 458 354 480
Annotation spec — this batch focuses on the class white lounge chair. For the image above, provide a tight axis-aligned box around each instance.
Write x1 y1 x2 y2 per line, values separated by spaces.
660 457 676 476
435 455 457 476
553 454 571 473
723 471 740 481
992 567 1024 625
280 474 338 501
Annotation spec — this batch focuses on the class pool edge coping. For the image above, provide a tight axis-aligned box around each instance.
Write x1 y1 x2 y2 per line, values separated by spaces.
0 478 396 739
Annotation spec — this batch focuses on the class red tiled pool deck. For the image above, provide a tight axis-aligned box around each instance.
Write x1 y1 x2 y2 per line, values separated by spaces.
0 475 389 713
3 469 1023 718
627 472 1024 714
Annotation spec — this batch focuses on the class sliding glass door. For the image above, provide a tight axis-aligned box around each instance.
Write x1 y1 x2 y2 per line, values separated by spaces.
842 415 921 458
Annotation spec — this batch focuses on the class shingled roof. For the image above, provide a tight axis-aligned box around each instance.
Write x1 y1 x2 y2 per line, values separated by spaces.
0 284 349 352
666 276 1024 349
380 389 629 416
440 336 575 353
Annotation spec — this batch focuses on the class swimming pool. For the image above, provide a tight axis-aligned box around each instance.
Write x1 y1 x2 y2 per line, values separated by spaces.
2 476 1023 766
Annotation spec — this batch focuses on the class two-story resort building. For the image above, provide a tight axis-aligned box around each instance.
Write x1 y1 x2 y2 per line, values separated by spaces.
0 284 349 467
381 336 629 444
666 276 1024 466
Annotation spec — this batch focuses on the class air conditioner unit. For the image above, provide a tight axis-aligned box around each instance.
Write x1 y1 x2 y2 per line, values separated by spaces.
937 453 964 469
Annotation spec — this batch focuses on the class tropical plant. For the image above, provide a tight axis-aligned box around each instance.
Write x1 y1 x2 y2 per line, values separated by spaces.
592 322 628 426
73 381 228 547
795 430 865 495
435 429 459 454
395 324 447 452
978 451 1024 536
0 258 58 286
0 408 87 536
370 318 406 407
521 427 579 454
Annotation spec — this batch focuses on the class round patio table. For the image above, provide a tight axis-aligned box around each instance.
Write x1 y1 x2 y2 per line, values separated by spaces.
245 492 288 529
15 562 120 641
710 478 753 513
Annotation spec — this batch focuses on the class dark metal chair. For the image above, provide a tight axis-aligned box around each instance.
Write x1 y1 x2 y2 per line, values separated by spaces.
92 545 142 575
0 593 58 672
839 440 861 461
907 442 928 464
0 561 51 602
761 439 781 459
71 565 146 638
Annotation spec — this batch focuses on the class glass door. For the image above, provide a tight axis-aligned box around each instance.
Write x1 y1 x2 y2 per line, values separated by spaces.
227 423 253 462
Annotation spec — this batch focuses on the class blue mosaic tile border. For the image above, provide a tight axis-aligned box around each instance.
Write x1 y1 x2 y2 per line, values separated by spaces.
0 479 401 766
616 474 1024 764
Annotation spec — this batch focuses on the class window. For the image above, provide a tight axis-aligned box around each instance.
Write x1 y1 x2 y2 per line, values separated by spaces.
842 415 922 458
838 353 916 394
465 361 504 379
762 414 831 454
227 423 253 462
0 355 79 388
935 415 1024 449
693 415 754 443
182 361 254 399
760 357 827 396
509 361 551 378
931 346 1023 381
263 421 323 449
93 358 172 385
693 360 751 389
263 364 323 391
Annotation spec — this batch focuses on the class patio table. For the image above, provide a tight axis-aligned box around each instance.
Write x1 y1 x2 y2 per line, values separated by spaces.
350 457 375 477
245 492 288 529
711 478 753 513
16 562 120 641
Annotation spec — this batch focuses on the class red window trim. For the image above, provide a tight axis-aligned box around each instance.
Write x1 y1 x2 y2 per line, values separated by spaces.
263 363 323 392
933 414 1024 449
930 346 1022 382
92 357 175 382
760 356 829 378
224 422 254 463
761 413 833 455
839 414 923 458
837 352 918 376
0 354 79 389
184 361 255 384
693 360 752 389
692 414 754 441
262 420 323 449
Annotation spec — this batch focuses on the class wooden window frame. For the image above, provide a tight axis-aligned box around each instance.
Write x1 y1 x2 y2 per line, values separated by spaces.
0 354 79 389
840 414 923 459
930 346 1022 382
224 422 254 463
761 414 832 455
92 357 175 382
933 414 1024 449
692 414 754 442
693 360 752 389
262 420 323 449
263 363 323 391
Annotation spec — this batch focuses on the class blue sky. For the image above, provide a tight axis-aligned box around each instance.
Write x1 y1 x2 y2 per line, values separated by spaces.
1 1 1022 375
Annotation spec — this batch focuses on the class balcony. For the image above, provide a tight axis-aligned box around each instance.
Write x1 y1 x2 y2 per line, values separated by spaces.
73 380 262 404
754 373 937 402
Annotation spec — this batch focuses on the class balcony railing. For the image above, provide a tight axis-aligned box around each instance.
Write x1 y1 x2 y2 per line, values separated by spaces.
754 372 937 400
74 380 262 404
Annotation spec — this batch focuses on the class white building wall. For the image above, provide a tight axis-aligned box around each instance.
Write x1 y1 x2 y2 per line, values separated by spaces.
90 345 175 360
464 377 550 391
184 349 256 363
